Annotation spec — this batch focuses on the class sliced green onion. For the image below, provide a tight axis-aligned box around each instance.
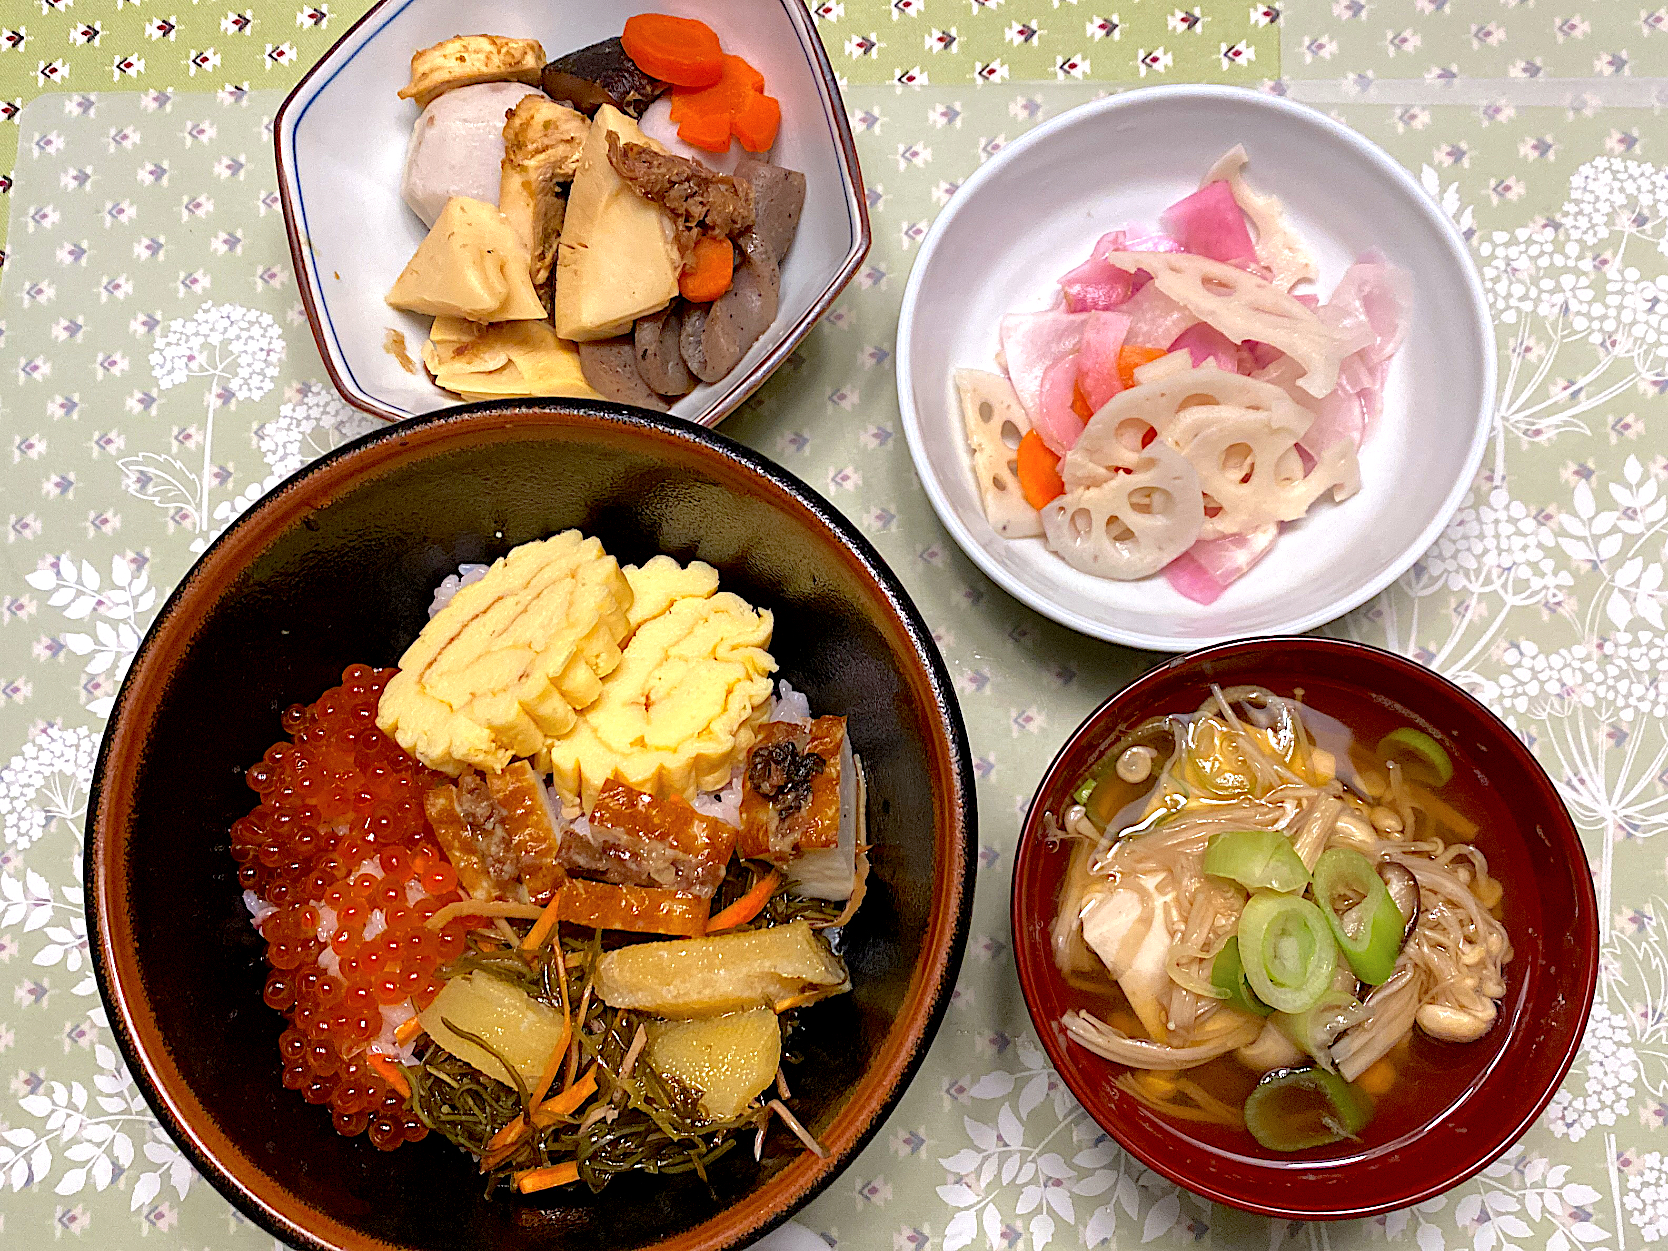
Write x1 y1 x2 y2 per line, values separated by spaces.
1311 848 1407 985
1209 937 1273 1018
1243 1066 1374 1152
1201 829 1311 894
1235 891 1338 1015
1071 770 1100 806
1271 990 1359 1066
1376 727 1453 786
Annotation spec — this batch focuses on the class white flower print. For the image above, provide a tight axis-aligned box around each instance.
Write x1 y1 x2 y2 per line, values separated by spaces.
1406 487 1569 604
0 723 99 850
24 555 158 719
0 1044 195 1205
118 300 286 538
198 379 378 546
1475 157 1668 442
1547 1005 1640 1141
1626 1152 1668 1242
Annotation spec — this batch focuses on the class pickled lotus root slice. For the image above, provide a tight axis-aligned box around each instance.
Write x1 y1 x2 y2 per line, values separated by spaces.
1062 366 1307 493
1165 404 1361 539
1103 252 1369 398
1201 145 1318 292
376 532 634 775
955 368 1043 539
1041 441 1205 579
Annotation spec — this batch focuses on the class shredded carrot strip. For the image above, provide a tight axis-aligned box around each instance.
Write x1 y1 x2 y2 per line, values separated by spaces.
529 1022 571 1107
707 869 780 933
516 1161 581 1194
487 1113 528 1155
533 1066 599 1126
520 891 564 951
366 1054 411 1100
393 1017 425 1045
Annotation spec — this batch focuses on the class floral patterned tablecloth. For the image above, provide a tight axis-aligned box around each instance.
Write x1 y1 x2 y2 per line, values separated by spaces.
1 3 1666 1249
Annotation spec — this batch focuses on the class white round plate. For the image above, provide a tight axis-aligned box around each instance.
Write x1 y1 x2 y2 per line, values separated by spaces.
895 86 1495 652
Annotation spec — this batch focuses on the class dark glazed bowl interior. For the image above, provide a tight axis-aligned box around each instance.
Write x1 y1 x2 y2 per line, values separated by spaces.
88 401 975 1251
1011 638 1597 1220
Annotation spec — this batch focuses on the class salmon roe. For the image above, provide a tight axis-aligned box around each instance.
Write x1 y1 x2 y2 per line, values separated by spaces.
233 663 472 1150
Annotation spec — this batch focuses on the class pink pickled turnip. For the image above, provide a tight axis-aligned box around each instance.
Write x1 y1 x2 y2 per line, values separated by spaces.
1164 525 1281 604
1076 310 1131 412
1121 229 1186 253
1159 180 1257 265
1034 354 1087 455
1168 322 1249 374
999 310 1087 423
1060 231 1137 312
1121 283 1197 349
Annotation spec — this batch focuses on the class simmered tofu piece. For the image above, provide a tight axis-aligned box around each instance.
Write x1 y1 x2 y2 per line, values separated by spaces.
738 717 847 864
399 35 546 109
647 1007 780 1121
595 919 846 1018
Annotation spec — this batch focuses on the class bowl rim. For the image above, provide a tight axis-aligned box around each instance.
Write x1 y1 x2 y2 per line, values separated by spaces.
894 84 1499 651
1009 636 1598 1220
272 0 873 431
85 398 976 1251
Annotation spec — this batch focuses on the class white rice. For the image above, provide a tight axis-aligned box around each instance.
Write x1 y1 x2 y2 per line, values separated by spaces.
768 680 811 725
691 773 743 827
428 562 490 617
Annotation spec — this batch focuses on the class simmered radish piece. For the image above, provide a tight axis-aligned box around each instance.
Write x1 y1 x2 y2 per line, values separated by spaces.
418 971 567 1088
647 1007 781 1120
595 919 846 1018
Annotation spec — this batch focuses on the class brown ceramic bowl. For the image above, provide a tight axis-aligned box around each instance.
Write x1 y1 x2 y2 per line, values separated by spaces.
87 401 974 1251
1011 638 1597 1220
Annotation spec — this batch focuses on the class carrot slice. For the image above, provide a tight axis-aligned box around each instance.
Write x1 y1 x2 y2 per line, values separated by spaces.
516 1161 581 1194
731 90 780 153
1016 431 1065 509
1070 380 1094 421
669 54 768 153
680 237 735 302
674 110 733 153
707 869 780 933
1116 345 1169 390
621 14 724 87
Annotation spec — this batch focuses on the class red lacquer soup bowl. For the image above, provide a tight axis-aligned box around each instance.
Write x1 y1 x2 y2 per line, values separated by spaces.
1011 638 1597 1220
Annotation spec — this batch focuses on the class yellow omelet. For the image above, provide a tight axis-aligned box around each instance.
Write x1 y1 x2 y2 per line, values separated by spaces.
376 532 634 775
546 555 776 808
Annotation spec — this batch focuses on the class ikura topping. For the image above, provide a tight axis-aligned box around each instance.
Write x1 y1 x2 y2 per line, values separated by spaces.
233 663 470 1150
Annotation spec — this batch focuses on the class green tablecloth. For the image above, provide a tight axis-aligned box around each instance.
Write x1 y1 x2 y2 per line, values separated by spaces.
1 2 1665 1247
